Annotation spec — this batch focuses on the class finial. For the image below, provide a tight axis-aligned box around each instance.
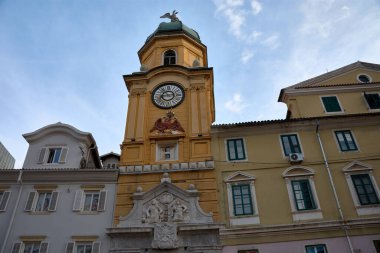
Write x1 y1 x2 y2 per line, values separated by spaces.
160 10 180 22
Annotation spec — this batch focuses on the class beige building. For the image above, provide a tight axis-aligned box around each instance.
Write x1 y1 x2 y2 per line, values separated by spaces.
214 62 380 253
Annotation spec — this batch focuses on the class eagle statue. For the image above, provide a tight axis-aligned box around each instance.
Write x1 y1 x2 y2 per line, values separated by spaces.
160 10 179 22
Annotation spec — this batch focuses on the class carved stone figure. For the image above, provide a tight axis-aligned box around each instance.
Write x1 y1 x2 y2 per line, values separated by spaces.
160 10 179 22
150 110 185 134
151 222 178 249
170 199 188 221
145 199 163 223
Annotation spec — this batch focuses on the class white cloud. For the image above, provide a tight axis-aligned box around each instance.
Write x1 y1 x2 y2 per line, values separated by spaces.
224 93 247 113
241 49 254 63
250 0 262 15
261 35 280 49
246 30 262 44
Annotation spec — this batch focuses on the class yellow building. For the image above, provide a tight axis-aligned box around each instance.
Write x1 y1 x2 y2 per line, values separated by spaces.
214 62 380 253
109 14 380 253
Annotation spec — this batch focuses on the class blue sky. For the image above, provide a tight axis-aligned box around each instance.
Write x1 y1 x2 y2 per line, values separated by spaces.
1 0 380 167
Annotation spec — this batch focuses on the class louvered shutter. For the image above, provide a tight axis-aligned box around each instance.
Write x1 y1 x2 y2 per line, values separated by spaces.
59 147 68 163
72 190 83 211
11 242 22 253
38 148 47 164
0 191 11 211
39 242 49 253
92 242 101 253
98 190 107 211
25 191 36 211
65 242 74 253
48 191 59 211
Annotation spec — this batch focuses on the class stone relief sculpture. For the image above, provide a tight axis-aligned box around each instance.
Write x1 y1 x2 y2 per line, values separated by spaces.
151 222 178 249
170 199 188 222
150 110 185 134
144 199 163 223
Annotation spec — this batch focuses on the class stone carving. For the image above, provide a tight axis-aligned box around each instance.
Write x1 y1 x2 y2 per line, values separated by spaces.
144 199 163 223
151 222 178 249
150 110 185 134
160 10 179 22
169 199 188 222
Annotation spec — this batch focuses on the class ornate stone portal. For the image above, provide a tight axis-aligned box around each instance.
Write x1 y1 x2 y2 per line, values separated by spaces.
107 173 221 253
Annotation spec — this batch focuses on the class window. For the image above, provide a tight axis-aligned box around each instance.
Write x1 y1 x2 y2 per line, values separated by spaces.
291 180 316 210
334 130 358 151
12 241 48 253
38 147 68 164
280 134 302 156
357 74 371 83
305 244 327 253
232 184 253 215
0 191 11 211
224 172 260 226
364 93 380 109
156 142 178 161
24 191 59 213
321 96 342 113
226 138 246 161
73 190 106 212
351 174 380 205
66 241 100 253
163 50 176 65
283 167 322 221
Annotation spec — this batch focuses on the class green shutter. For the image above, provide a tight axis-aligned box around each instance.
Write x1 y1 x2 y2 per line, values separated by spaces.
322 96 342 112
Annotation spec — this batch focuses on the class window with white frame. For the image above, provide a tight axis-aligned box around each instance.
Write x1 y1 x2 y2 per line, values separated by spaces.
321 95 343 113
343 161 380 216
224 171 259 226
66 241 101 253
280 134 302 156
156 142 178 161
283 166 323 221
163 49 176 65
37 146 68 164
0 190 11 211
305 244 328 253
73 189 107 213
12 240 48 253
24 191 59 213
226 138 246 161
334 130 358 152
364 92 380 109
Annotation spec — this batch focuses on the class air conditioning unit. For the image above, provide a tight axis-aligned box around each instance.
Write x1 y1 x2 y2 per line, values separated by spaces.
289 153 303 163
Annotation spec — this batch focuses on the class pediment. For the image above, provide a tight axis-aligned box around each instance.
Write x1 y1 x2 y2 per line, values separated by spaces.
283 166 314 177
342 160 372 172
224 171 255 182
118 174 213 227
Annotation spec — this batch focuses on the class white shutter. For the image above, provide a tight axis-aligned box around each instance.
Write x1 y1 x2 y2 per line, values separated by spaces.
40 242 49 253
38 147 47 164
92 242 101 253
72 190 83 211
11 242 22 253
65 242 74 253
0 191 11 211
59 147 68 163
48 191 59 211
24 191 36 211
98 190 107 211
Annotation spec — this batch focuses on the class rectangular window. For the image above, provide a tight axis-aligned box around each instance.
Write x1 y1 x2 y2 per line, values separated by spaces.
232 184 253 216
305 244 327 253
351 174 380 205
47 148 62 163
35 192 52 212
156 142 178 161
12 241 48 253
38 147 68 164
0 191 11 211
66 241 100 253
83 192 100 212
365 93 380 109
335 130 358 151
25 191 58 212
227 139 246 161
77 243 93 253
280 134 301 156
23 242 40 253
321 96 342 112
73 190 106 212
291 180 316 211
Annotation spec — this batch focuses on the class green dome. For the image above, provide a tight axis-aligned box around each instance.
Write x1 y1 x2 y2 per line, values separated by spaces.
146 21 201 43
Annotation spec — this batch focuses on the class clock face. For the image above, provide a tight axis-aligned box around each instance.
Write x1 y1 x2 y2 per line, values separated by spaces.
152 83 185 108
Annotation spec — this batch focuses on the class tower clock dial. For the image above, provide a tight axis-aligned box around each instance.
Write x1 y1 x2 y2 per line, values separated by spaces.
152 83 185 108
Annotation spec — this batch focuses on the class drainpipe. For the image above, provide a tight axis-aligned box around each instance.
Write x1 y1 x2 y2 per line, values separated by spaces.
315 120 354 253
1 170 23 253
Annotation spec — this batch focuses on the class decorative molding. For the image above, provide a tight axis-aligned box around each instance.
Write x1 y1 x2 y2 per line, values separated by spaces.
71 235 99 241
80 184 105 190
119 160 214 174
130 88 147 96
19 235 47 241
34 184 58 190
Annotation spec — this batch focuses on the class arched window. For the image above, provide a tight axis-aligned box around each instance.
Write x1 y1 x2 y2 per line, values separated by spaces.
163 50 176 65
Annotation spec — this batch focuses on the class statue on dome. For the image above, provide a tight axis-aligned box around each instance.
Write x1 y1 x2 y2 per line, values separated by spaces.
150 110 185 134
160 10 179 22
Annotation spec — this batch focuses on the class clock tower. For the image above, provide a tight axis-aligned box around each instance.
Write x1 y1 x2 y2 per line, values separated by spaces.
110 14 221 253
